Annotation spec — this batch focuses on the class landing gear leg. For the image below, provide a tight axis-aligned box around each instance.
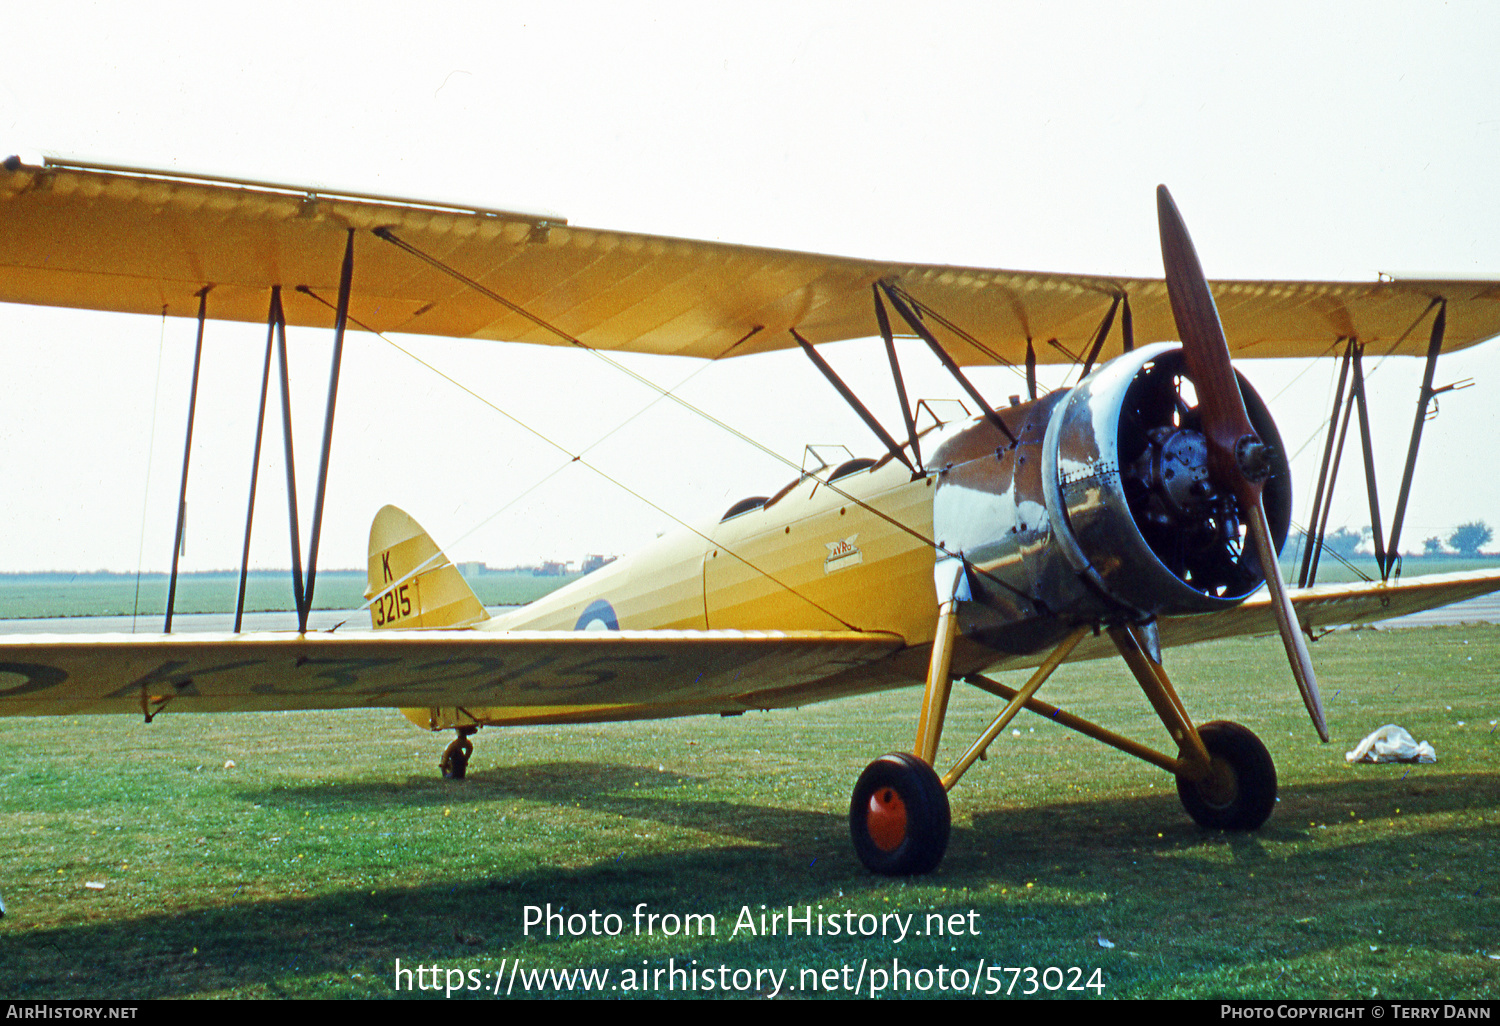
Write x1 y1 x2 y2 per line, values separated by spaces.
441 726 478 780
1110 625 1278 830
848 595 1090 874
849 574 963 875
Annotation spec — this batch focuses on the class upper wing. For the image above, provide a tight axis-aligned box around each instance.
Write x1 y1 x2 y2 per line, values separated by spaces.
4 156 1498 364
0 628 904 722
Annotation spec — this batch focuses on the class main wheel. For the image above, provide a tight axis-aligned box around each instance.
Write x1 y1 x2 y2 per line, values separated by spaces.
1176 721 1276 830
850 753 951 875
441 735 474 780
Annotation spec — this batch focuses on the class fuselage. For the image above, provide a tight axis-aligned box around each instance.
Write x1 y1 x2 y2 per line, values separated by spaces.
485 443 946 647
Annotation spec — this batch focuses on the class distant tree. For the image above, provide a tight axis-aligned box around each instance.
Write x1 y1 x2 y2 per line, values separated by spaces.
1448 521 1493 557
1323 527 1368 559
1423 535 1445 555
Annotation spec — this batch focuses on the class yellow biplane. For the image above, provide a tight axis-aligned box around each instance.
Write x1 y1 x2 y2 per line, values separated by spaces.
3 155 1499 874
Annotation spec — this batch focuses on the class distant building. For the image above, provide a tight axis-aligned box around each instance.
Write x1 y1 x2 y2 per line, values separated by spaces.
581 554 618 575
534 560 572 577
456 561 487 580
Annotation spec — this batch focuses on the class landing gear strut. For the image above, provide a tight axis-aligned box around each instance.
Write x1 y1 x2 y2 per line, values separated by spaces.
849 620 1286 874
441 726 478 780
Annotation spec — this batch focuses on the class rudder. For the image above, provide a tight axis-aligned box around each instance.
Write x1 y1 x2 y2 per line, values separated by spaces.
365 505 490 628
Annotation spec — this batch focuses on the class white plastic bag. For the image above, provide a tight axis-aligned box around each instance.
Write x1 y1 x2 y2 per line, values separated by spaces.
1344 724 1436 764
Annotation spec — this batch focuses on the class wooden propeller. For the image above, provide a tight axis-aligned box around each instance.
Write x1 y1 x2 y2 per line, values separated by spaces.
1156 185 1329 742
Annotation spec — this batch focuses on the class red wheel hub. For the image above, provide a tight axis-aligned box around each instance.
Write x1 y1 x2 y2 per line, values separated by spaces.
867 787 908 852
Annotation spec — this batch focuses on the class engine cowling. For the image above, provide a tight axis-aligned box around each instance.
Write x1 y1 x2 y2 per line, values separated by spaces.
930 342 1290 647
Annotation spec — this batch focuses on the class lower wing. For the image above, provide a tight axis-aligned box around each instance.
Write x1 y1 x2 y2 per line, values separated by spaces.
0 629 904 722
1 569 1493 723
968 568 1500 674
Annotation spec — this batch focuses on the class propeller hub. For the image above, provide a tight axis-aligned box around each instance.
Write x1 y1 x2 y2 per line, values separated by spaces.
1234 436 1277 483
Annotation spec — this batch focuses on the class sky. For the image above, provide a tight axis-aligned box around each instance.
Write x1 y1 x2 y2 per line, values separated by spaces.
1 2 1498 575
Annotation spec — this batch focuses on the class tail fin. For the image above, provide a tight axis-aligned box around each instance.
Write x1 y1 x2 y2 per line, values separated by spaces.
365 505 490 629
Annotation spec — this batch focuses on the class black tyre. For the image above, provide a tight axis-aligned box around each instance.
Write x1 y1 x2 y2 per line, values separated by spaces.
1176 721 1277 830
441 737 473 780
850 753 951 875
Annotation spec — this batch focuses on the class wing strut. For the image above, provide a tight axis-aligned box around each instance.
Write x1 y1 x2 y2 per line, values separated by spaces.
301 229 357 631
273 286 309 626
234 288 281 632
1386 300 1462 571
877 283 1017 444
164 287 210 632
1298 302 1471 586
1076 293 1123 382
873 286 923 472
1298 339 1355 588
231 234 355 635
1351 344 1389 575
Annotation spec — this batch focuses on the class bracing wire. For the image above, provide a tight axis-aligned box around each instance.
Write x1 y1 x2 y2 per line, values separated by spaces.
131 308 169 633
1284 518 1374 584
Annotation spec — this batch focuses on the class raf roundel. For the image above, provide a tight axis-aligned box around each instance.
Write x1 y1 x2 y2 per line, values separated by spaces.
574 599 620 632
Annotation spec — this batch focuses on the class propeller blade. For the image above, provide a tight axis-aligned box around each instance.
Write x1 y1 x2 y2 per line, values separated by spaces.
1156 185 1328 742
1156 186 1257 485
1245 496 1330 741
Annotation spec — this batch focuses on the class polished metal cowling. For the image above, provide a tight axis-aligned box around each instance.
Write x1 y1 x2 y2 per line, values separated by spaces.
931 343 1291 650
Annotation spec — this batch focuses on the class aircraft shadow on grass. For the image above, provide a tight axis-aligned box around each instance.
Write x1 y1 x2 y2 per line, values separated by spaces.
3 828 1493 998
237 760 1500 846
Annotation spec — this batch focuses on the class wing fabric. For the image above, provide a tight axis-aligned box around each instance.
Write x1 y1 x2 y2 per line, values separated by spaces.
3 159 1499 364
1161 568 1500 649
0 629 904 721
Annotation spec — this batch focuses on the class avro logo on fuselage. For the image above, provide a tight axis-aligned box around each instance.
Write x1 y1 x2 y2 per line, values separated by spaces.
824 535 862 574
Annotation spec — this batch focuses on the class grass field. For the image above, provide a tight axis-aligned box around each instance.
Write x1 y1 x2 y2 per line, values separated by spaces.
1 625 1497 999
0 570 580 620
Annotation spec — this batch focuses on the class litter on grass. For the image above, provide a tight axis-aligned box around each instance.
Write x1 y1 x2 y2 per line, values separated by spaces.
1345 724 1436 764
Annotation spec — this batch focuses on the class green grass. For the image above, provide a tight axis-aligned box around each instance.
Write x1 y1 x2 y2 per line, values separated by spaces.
0 570 580 619
1 626 1497 999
